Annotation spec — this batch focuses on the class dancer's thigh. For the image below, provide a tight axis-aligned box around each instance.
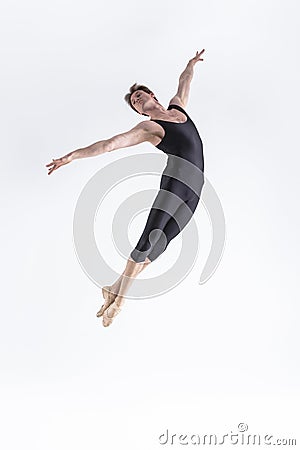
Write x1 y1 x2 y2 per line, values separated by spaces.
160 194 200 241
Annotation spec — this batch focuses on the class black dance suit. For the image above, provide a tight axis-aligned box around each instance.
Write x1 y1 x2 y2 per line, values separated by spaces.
130 104 205 263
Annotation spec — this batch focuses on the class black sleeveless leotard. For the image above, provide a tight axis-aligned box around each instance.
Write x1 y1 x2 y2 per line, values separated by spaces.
130 104 205 263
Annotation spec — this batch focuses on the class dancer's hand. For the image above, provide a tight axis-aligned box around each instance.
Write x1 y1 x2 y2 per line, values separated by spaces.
189 49 205 65
45 154 73 175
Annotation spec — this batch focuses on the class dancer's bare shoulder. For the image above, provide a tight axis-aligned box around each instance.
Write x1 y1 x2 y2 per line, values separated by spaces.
139 120 166 147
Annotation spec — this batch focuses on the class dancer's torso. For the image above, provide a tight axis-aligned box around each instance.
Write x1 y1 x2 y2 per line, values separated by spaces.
148 104 204 171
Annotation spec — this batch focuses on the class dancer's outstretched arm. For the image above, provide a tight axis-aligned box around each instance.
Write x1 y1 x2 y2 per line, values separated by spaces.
169 49 205 108
45 121 152 175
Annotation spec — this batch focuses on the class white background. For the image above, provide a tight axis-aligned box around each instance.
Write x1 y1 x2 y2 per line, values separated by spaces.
1 0 299 448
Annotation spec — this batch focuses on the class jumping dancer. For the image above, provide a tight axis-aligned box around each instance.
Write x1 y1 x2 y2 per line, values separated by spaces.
46 49 205 327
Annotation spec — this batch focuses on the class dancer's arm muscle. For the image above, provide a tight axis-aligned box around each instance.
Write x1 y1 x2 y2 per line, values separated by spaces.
106 122 153 153
169 49 205 108
171 62 194 108
45 122 152 175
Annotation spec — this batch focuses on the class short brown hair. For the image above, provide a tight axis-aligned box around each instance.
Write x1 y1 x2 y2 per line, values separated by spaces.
124 82 158 116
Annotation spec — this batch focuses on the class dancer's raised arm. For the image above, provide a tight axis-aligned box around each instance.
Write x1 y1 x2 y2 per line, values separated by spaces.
45 121 152 175
169 49 205 108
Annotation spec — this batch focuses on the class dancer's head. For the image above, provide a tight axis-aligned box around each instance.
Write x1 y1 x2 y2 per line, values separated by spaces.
124 83 159 116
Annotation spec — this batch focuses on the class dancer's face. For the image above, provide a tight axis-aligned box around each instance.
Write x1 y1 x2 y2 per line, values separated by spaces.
130 90 156 115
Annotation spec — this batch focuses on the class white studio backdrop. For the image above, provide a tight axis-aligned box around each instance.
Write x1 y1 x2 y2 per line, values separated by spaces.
1 0 299 449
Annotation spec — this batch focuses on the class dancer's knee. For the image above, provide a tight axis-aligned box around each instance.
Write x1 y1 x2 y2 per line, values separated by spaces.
131 228 168 264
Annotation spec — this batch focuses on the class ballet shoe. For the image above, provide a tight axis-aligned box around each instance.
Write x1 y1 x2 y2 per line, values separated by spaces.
102 302 122 327
96 286 115 317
